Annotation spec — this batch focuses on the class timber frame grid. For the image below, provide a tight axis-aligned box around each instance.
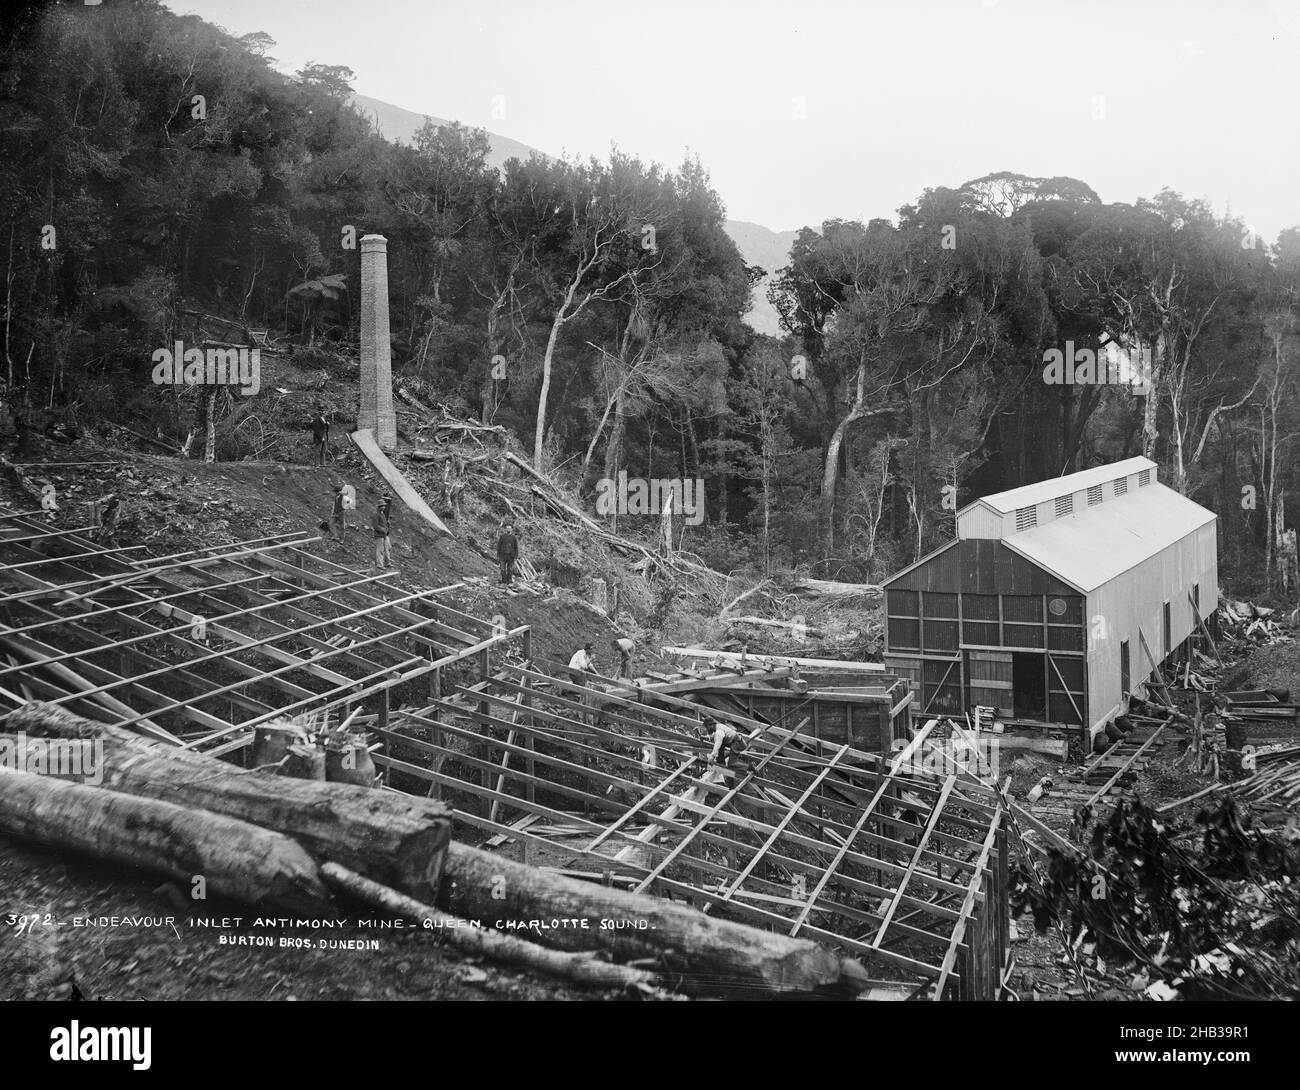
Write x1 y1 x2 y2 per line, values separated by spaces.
374 657 1012 1000
0 508 525 747
0 505 1010 999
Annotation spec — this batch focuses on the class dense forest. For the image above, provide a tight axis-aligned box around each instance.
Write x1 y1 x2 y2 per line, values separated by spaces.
3 0 1298 595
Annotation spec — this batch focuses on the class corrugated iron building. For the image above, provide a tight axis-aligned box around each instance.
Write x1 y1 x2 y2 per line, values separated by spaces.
881 457 1218 736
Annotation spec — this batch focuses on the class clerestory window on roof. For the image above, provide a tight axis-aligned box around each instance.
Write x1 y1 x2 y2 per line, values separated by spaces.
1055 494 1074 518
1015 506 1038 531
1087 485 1102 505
1138 469 1151 486
1114 478 1129 496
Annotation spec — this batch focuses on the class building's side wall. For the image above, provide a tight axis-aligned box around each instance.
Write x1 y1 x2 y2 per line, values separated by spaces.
1085 520 1219 732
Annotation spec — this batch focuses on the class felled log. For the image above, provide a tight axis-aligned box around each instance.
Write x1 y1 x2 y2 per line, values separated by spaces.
434 419 505 440
502 452 722 581
663 646 885 674
727 615 827 638
0 768 329 913
6 704 451 901
12 705 863 997
718 580 772 618
321 863 667 994
785 577 882 598
116 425 180 454
395 385 436 415
439 840 869 997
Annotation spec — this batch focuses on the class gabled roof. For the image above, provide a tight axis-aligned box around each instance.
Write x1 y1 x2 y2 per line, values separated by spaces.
880 538 961 589
965 456 1156 515
1001 482 1214 592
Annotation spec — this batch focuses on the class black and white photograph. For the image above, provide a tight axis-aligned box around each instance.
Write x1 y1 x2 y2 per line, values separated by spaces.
0 0 1295 1062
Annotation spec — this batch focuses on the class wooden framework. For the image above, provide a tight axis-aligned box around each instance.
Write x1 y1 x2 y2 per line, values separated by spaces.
0 506 1008 997
634 674 914 756
371 656 1011 999
0 509 524 746
885 583 1087 723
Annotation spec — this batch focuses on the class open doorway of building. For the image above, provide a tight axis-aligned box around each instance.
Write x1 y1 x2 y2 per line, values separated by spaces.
1012 652 1046 719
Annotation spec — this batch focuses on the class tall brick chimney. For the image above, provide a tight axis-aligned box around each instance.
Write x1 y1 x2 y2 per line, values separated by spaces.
359 233 397 450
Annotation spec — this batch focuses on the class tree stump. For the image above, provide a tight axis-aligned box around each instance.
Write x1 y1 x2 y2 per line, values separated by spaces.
284 744 325 780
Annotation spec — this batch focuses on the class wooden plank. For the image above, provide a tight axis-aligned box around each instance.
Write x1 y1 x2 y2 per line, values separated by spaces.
204 628 525 744
487 692 526 825
788 756 905 937
932 804 1002 1000
252 550 478 650
872 774 957 947
719 744 851 902
1138 629 1175 706
350 427 450 534
580 757 697 854
33 576 441 717
1 604 272 732
634 667 795 696
0 633 178 743
889 718 939 771
1084 726 1164 808
0 566 401 688
1188 592 1222 663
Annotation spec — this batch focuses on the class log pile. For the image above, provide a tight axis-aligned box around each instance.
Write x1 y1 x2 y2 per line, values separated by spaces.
4 703 452 900
0 702 870 997
1172 653 1219 693
1229 745 1300 817
0 763 330 913
1159 744 1300 823
497 451 724 585
1219 600 1290 646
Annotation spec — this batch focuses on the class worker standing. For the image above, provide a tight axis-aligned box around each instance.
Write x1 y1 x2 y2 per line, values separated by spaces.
612 636 635 679
328 484 347 543
95 494 121 545
372 495 394 568
567 642 598 728
497 521 519 585
310 412 330 466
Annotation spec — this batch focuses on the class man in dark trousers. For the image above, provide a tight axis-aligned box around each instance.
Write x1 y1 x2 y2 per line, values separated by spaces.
328 483 347 542
612 636 634 679
497 521 519 584
700 716 748 772
310 412 330 466
95 494 122 545
372 495 394 568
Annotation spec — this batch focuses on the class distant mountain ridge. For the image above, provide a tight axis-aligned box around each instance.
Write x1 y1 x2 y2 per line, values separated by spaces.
350 93 539 170
350 92 793 337
723 221 799 337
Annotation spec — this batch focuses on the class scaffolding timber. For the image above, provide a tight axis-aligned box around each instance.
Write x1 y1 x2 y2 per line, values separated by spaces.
0 506 1009 999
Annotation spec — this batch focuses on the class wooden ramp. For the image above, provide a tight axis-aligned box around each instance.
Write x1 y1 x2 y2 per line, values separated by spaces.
350 427 451 535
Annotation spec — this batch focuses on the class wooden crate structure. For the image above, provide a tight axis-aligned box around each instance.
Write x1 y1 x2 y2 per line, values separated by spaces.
372 658 1011 1000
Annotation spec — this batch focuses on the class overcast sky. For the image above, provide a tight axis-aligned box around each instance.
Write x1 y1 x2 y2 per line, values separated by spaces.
167 0 1300 241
